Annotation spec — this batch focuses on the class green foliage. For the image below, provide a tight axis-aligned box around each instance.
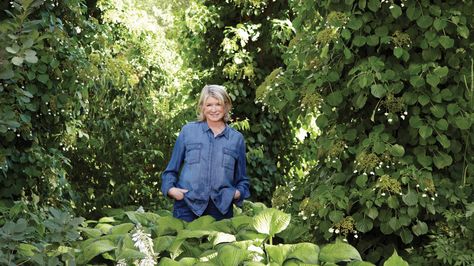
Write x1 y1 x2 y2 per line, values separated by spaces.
71 202 405 265
0 201 83 265
260 0 474 264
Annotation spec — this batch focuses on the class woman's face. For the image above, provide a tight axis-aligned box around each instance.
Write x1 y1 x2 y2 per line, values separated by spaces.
203 96 225 123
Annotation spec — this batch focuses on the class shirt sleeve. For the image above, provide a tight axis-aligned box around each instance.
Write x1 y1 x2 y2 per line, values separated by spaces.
161 128 186 198
234 134 250 206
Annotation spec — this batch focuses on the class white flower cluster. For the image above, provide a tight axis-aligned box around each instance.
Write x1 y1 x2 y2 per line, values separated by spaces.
132 227 156 266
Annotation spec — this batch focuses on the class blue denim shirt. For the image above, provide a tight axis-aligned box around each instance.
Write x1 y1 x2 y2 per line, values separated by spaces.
161 121 250 216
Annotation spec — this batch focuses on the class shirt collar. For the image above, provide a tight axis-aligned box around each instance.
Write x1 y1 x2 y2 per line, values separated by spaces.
201 121 229 139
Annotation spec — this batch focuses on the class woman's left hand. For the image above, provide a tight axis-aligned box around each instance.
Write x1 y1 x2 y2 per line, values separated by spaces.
233 189 241 200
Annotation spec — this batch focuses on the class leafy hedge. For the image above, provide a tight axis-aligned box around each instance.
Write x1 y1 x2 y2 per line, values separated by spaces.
257 0 474 264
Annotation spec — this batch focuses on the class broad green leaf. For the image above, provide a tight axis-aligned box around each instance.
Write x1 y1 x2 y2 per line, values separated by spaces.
367 208 378 219
402 191 418 206
409 116 423 128
390 5 402 18
412 221 428 236
17 243 39 257
267 243 319 264
6 44 20 54
383 250 409 266
388 144 405 157
154 216 184 236
393 47 404 59
417 15 433 28
211 232 236 246
253 208 291 236
366 35 379 46
216 245 247 266
433 152 453 169
98 217 115 223
430 105 445 118
454 116 471 130
95 223 113 234
410 76 425 88
417 153 432 168
348 18 363 30
153 235 175 253
355 93 367 109
439 36 454 49
406 6 421 21
159 257 197 266
426 73 440 87
355 217 373 233
187 215 215 230
110 223 134 235
447 103 460 115
76 239 116 264
349 262 376 266
116 248 146 260
0 68 14 79
436 134 451 148
327 91 343 106
316 114 329 128
399 228 413 244
433 18 447 31
37 74 49 84
320 240 362 263
435 119 449 130
387 196 400 209
356 174 368 188
419 125 433 139
457 25 469 39
24 54 38 63
78 227 103 238
12 56 24 66
367 0 380 12
433 66 448 78
388 217 401 231
370 84 386 98
353 35 366 47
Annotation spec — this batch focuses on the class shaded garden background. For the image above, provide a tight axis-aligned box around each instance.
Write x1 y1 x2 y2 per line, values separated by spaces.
0 0 473 265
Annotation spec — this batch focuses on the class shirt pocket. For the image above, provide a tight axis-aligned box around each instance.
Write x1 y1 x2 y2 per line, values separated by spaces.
222 148 238 170
185 143 202 164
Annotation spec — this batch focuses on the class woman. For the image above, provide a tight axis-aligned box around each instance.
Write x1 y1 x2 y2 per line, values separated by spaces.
161 85 250 222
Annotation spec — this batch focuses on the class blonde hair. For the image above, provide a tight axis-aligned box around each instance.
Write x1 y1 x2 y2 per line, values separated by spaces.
197 85 232 122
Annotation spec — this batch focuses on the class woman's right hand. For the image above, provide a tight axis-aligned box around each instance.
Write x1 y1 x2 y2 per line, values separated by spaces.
168 187 189 200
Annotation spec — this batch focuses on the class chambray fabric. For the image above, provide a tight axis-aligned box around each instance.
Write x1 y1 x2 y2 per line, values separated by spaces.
161 121 250 217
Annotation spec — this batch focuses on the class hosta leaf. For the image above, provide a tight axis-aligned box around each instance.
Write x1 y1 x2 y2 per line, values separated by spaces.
76 239 116 264
266 243 319 265
115 248 146 260
154 216 184 236
320 240 362 263
349 262 376 266
383 250 409 266
187 215 215 230
110 223 134 235
211 232 236 246
216 245 247 266
253 208 291 236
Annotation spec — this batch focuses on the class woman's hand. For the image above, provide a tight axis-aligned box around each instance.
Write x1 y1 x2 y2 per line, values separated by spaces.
233 189 241 200
168 187 189 200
